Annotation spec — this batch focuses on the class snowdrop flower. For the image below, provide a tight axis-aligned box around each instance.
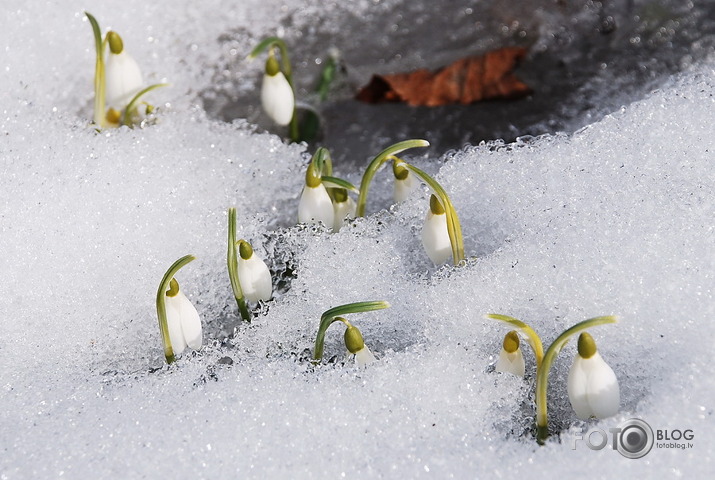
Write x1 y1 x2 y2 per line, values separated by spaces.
343 321 377 367
421 194 451 264
332 188 356 231
298 164 335 228
237 240 272 302
104 31 143 115
393 161 418 203
495 330 525 377
164 278 202 356
261 51 295 126
567 332 620 420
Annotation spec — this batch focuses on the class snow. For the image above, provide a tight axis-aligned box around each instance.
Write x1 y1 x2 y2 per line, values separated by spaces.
1 0 714 478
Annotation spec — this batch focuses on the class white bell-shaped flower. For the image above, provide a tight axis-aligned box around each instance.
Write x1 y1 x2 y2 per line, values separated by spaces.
332 189 356 232
344 324 377 367
421 194 451 264
164 279 202 355
261 53 294 126
298 165 335 228
237 240 272 302
495 330 525 377
567 332 620 420
104 31 143 112
393 162 418 203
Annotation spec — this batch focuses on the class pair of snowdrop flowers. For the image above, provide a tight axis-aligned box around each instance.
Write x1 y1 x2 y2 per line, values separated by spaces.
298 147 357 232
157 236 273 363
354 139 465 265
298 164 356 232
391 162 452 265
495 329 619 421
488 314 619 443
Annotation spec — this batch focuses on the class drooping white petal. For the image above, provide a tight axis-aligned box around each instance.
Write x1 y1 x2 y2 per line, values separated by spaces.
421 209 451 264
567 352 620 420
298 184 335 228
495 348 525 377
165 295 188 355
175 291 202 351
238 254 273 302
105 51 143 110
393 172 417 203
332 196 356 231
261 72 294 126
355 345 377 367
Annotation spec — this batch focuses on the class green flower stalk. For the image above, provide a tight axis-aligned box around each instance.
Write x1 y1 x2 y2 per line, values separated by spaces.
486 313 618 444
156 255 202 364
248 37 298 142
227 207 252 322
313 301 390 364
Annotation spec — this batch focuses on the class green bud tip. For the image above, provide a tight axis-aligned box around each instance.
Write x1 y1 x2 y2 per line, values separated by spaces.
344 323 365 354
332 188 348 203
305 164 322 188
167 278 180 297
265 52 280 76
577 332 597 359
393 162 409 180
238 239 253 260
429 194 445 215
107 31 124 54
503 330 520 353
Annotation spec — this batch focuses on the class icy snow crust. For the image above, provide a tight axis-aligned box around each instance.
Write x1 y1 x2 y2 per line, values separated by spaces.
1 1 713 478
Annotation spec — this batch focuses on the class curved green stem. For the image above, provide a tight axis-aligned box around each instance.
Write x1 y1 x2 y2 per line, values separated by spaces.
156 254 196 364
313 301 390 362
399 161 464 265
321 176 359 194
85 12 106 128
485 314 544 368
227 208 251 322
535 315 618 444
356 139 430 217
122 83 169 126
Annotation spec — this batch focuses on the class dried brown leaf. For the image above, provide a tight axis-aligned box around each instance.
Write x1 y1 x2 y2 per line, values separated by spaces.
356 47 531 106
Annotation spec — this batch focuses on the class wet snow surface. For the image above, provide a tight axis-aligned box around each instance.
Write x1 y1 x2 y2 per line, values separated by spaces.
1 0 714 478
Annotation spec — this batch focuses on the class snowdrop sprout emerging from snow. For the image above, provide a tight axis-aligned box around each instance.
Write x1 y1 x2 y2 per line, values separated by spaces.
567 332 620 420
